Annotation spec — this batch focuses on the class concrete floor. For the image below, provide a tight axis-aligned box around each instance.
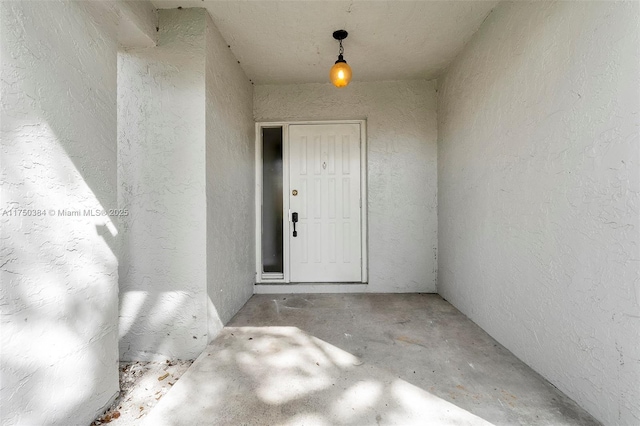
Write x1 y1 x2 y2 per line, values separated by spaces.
144 294 600 425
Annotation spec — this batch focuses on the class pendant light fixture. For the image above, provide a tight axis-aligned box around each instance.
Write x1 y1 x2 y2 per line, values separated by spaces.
330 30 352 88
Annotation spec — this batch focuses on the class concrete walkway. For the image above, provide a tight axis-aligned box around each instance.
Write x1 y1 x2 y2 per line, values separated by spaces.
143 294 599 425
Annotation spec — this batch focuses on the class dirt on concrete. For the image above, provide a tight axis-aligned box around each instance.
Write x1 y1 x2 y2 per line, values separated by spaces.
90 359 193 426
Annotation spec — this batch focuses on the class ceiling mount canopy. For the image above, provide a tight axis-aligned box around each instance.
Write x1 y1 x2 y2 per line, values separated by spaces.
333 29 348 42
330 29 352 88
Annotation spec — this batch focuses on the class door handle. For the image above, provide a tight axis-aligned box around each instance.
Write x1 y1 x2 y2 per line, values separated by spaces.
292 212 298 237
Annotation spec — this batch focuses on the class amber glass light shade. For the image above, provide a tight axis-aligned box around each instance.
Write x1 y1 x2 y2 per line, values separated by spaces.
330 61 352 88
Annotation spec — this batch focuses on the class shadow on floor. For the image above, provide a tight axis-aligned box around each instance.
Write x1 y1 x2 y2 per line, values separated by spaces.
142 326 493 426
143 294 600 426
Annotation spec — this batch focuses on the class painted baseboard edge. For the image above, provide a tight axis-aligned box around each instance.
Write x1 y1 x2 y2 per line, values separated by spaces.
254 283 369 294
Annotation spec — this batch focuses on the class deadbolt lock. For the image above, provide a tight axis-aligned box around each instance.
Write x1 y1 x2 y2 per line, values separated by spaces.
292 190 298 196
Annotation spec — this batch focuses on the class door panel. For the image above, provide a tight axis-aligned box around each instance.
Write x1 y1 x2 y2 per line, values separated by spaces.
289 124 361 282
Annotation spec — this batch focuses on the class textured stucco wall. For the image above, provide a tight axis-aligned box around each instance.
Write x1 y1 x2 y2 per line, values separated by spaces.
1 2 120 425
117 0 157 48
205 14 255 335
437 2 640 424
254 81 437 292
118 9 208 361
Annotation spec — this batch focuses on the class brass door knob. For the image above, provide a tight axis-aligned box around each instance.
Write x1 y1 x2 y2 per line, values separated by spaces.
292 190 298 196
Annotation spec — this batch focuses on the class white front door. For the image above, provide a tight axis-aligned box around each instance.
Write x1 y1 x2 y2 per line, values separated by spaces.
289 124 362 282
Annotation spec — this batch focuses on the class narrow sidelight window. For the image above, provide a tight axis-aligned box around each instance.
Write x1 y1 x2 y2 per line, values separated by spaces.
261 127 284 274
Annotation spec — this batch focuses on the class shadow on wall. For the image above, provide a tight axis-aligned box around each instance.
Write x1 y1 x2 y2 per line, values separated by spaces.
117 289 204 360
0 0 121 418
0 1 194 423
142 327 494 426
1 94 121 422
115 8 214 362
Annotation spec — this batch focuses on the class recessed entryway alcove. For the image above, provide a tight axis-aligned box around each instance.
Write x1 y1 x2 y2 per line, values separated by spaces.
256 121 368 286
2 1 637 425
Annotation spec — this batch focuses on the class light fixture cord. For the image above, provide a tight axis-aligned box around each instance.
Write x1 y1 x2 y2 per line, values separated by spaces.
339 39 344 56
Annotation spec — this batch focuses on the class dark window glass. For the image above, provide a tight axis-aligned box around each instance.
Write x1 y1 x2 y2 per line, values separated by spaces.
262 127 283 273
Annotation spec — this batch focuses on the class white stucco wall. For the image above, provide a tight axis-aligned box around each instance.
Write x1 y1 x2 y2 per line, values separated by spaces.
118 9 208 361
254 81 438 292
117 0 158 48
205 14 255 335
437 2 640 424
1 2 120 425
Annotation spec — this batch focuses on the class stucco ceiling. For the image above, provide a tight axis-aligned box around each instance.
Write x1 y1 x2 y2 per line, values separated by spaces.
151 1 498 85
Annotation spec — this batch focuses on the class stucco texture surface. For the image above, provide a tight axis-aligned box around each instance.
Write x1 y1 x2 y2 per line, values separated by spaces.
437 2 640 424
118 9 208 361
205 13 255 333
1 2 120 425
254 81 437 292
117 0 158 48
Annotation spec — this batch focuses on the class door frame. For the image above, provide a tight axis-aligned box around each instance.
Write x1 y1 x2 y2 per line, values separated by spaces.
255 120 368 284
